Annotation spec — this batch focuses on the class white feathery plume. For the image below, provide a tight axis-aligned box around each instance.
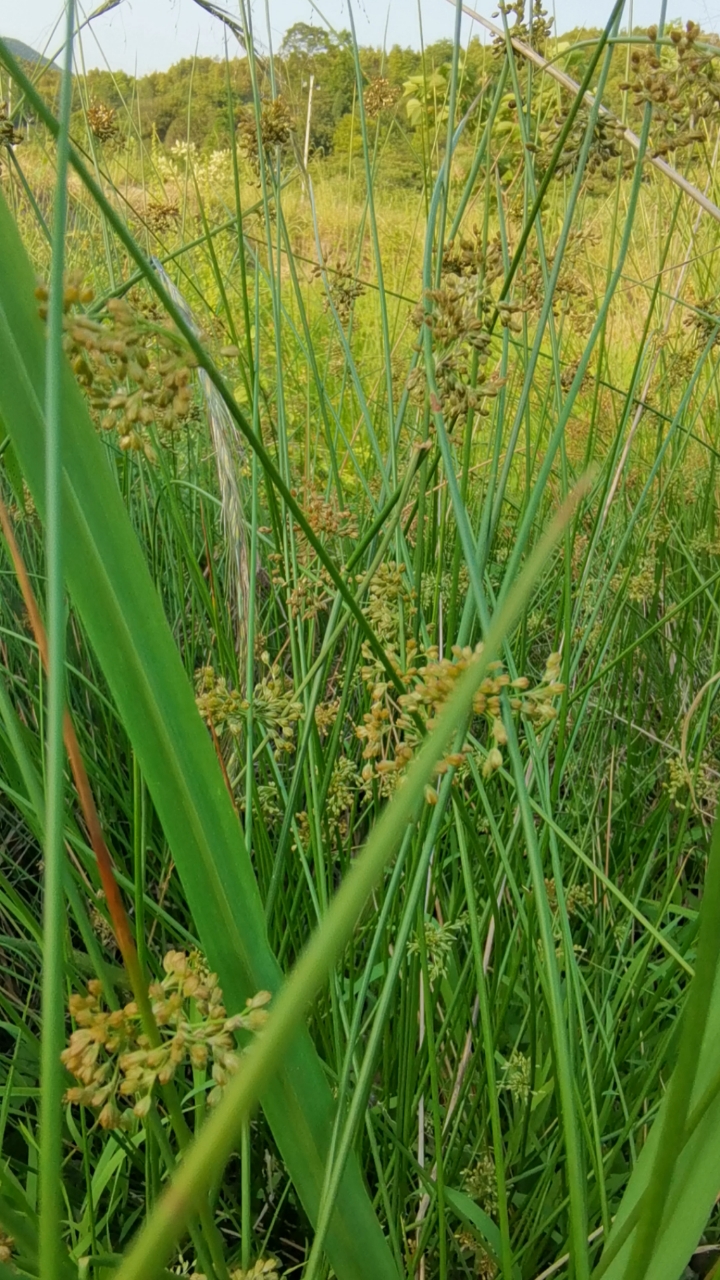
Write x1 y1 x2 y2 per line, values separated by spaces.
151 257 250 674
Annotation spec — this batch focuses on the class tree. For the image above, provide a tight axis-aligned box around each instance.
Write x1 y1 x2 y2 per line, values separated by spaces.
278 23 355 155
280 22 336 60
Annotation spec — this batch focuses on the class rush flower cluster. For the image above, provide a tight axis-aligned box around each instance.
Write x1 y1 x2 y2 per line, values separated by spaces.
62 951 270 1129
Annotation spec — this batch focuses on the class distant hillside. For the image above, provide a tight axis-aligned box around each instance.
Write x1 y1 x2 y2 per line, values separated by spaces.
0 37 56 68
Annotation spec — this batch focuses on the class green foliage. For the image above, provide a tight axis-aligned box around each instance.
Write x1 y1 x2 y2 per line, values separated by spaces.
279 24 355 156
2 6 720 1280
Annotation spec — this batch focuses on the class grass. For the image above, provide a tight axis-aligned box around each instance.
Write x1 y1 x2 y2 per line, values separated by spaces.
2 3 720 1279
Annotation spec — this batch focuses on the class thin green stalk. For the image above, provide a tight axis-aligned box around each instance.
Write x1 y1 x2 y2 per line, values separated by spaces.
39 5 75 1278
0 41 401 693
495 100 654 613
111 485 584 1280
346 3 397 484
303 827 415 1280
241 1120 251 1272
133 754 147 980
455 809 513 1280
415 902 448 1279
488 0 625 333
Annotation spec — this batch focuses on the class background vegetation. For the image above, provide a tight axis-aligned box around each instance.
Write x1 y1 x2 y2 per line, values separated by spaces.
1 3 720 1279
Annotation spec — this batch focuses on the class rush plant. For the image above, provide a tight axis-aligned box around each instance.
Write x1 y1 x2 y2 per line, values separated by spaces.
1 3 720 1279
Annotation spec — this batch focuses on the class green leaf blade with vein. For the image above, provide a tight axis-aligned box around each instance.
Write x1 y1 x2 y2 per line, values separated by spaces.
0 187 398 1280
595 814 720 1280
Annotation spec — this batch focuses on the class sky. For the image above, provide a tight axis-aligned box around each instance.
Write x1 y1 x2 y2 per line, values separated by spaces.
4 0 720 75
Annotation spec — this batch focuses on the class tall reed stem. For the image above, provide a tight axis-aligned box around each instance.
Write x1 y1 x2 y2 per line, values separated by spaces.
39 4 75 1276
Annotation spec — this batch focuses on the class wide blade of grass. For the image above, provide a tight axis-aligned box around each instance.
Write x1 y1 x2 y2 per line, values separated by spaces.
594 811 720 1280
0 187 398 1280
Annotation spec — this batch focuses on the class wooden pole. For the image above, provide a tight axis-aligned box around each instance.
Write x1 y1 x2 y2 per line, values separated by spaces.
303 72 315 171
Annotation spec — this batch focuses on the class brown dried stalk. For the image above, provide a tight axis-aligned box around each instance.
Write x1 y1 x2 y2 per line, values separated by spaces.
0 494 141 980
0 494 231 1278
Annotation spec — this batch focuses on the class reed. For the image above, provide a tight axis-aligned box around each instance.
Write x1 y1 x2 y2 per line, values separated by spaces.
0 4 720 1278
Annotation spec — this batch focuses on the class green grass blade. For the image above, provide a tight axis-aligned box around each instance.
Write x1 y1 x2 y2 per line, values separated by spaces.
595 814 720 1280
38 6 74 1278
445 1187 520 1280
111 480 586 1280
0 189 398 1280
0 38 401 694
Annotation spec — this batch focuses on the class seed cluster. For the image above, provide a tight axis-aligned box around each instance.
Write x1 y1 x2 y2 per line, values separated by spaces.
35 278 198 459
301 491 358 541
183 1261 280 1280
87 100 119 143
494 0 553 53
90 900 119 956
665 753 719 814
196 666 245 738
620 23 720 158
454 1231 497 1280
252 658 304 755
665 756 692 807
362 560 416 662
411 277 496 427
684 298 720 348
420 565 470 618
627 558 656 604
285 569 331 622
544 877 593 915
61 952 270 1129
411 232 511 427
441 227 489 281
237 98 293 177
610 545 658 605
313 257 367 325
518 227 597 333
407 915 467 983
315 698 341 736
146 199 181 233
364 77 401 118
0 102 23 149
463 1152 498 1216
502 1048 532 1103
324 755 362 838
196 658 303 759
543 108 628 184
357 640 564 797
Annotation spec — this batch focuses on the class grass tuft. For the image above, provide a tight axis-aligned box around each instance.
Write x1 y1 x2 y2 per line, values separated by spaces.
1 4 720 1278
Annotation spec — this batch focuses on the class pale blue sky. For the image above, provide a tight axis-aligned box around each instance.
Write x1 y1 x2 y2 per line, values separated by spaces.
4 0 720 74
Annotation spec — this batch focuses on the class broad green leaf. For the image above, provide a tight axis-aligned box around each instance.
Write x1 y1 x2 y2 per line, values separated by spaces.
0 189 398 1280
597 1043 720 1280
596 815 720 1280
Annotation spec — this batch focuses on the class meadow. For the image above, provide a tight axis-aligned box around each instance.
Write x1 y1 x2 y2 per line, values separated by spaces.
1 4 720 1279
